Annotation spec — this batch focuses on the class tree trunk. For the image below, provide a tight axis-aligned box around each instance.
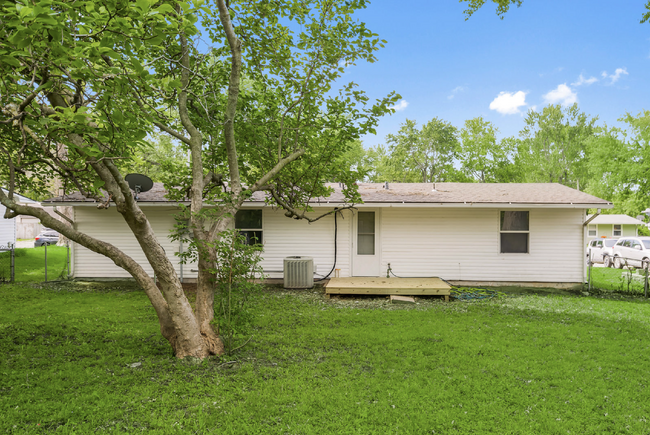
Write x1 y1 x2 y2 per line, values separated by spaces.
195 253 225 355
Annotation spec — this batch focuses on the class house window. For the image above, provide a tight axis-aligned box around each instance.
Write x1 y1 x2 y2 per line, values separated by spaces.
613 224 622 237
588 225 597 237
500 211 529 254
235 210 263 245
357 211 375 255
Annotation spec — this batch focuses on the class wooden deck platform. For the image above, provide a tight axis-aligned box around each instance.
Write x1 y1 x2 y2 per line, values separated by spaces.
325 277 451 299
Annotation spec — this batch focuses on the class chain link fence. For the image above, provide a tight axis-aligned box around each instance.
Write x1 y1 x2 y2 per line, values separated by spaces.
41 243 71 282
0 243 71 283
587 251 649 297
0 243 15 283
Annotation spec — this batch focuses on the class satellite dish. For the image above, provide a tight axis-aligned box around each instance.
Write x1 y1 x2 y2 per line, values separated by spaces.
637 215 646 222
125 173 153 200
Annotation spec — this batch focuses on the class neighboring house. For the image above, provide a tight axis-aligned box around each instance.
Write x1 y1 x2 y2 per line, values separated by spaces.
0 190 39 248
43 183 612 287
15 206 64 239
585 214 645 242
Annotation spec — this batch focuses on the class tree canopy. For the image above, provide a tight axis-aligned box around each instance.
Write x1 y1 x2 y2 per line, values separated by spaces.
0 0 398 359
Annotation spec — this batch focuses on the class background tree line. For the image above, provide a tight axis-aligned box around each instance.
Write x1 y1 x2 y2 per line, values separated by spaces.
330 104 650 219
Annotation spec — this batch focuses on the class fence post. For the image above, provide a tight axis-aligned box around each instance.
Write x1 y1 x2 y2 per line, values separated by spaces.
44 243 47 282
645 267 648 298
11 247 15 283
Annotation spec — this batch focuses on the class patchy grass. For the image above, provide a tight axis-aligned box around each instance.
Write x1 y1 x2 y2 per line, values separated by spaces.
2 282 650 434
0 246 69 282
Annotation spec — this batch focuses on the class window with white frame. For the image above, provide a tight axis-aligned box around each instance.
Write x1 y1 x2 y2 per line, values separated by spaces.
500 211 529 253
588 224 597 237
613 224 622 237
235 210 263 245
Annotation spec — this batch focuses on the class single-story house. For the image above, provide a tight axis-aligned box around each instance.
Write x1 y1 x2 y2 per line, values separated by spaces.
1 190 39 248
43 183 612 287
585 214 646 241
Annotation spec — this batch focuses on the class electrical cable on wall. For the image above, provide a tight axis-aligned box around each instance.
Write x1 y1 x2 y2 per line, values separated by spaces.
315 208 339 282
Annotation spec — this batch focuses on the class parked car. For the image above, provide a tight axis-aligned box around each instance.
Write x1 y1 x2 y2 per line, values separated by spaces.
34 230 59 247
587 238 619 267
611 237 650 269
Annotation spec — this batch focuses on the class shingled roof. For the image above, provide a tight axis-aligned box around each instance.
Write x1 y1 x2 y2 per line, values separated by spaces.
327 183 612 206
43 182 612 207
587 214 645 225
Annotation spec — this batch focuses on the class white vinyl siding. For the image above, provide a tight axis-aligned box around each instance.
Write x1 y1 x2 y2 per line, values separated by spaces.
72 205 584 284
260 208 349 279
73 207 191 279
379 208 584 283
73 206 348 280
0 204 16 247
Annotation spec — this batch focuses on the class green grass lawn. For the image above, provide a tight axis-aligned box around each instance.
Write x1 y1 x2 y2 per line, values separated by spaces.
0 246 69 283
2 282 650 434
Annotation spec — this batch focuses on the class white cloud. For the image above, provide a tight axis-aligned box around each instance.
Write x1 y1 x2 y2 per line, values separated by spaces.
571 74 598 86
390 100 409 112
601 68 628 84
489 91 527 115
447 86 466 100
542 84 578 105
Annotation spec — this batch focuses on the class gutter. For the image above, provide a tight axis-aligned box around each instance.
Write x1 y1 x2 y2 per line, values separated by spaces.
582 208 601 288
583 209 602 226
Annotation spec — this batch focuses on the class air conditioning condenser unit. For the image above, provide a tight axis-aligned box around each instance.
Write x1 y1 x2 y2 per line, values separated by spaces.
284 256 314 289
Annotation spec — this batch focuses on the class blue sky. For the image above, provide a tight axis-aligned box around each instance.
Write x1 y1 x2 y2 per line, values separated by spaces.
343 1 650 148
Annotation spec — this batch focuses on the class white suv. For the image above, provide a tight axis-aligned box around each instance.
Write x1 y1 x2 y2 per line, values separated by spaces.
587 238 618 267
611 237 650 269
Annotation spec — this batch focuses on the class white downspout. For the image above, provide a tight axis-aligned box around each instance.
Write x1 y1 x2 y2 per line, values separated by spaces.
583 209 601 285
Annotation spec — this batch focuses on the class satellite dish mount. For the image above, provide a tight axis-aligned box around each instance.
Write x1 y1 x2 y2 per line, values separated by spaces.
125 173 153 201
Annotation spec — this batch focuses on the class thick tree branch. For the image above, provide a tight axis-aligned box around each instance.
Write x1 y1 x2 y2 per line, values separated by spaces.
0 189 171 320
249 149 305 193
216 0 243 195
265 187 355 223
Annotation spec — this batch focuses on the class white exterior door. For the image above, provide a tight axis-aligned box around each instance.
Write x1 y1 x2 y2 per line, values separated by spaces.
352 210 380 276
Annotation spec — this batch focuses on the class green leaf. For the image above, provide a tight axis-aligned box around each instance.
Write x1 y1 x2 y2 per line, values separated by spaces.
19 6 33 18
155 4 175 14
93 178 106 190
1 56 21 67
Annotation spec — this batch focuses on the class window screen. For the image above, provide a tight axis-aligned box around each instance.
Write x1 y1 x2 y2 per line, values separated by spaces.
235 210 263 245
357 211 375 255
588 224 597 237
500 211 529 254
613 225 622 237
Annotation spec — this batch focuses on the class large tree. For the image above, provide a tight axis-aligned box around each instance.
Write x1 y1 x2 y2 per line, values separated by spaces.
458 117 515 182
0 0 397 359
515 104 597 189
586 111 650 216
372 118 463 183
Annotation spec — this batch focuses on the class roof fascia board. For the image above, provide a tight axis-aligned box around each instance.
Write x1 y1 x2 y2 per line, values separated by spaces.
60 201 613 209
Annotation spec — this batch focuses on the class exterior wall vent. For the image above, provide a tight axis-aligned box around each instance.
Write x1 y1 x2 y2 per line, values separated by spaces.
283 256 314 289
